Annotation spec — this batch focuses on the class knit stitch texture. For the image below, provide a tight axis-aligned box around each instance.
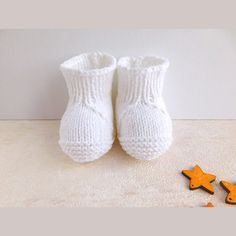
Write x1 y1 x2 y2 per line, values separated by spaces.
116 56 172 160
59 52 116 162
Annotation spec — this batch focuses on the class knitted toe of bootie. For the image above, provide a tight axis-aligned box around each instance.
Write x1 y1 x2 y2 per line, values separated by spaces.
119 137 172 161
59 104 115 162
59 141 113 162
59 52 116 162
116 56 172 160
118 104 172 160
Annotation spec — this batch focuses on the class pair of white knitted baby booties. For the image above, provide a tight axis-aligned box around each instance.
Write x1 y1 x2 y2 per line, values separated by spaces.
59 52 172 163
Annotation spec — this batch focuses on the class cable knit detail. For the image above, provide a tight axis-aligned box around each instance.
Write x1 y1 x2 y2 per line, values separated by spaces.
59 52 116 162
116 56 172 160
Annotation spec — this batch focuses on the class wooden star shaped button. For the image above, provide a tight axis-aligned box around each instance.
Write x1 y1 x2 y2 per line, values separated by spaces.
220 181 236 205
182 165 216 194
205 202 214 208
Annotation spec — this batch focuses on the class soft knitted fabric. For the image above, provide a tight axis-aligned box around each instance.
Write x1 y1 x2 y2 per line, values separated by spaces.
116 56 172 160
59 52 116 162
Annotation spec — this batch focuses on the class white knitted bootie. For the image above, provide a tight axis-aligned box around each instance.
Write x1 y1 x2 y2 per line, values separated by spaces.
116 56 172 160
59 52 116 162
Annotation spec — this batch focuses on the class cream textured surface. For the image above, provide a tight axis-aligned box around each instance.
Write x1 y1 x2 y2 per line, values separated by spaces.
0 120 236 207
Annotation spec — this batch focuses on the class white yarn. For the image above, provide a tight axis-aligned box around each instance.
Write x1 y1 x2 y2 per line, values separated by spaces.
59 52 116 162
116 56 172 160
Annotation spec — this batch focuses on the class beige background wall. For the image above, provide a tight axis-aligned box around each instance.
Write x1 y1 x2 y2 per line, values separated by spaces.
0 29 236 119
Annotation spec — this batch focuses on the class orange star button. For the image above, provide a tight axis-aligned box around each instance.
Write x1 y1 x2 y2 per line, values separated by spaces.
182 165 216 194
220 181 236 205
205 202 214 208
